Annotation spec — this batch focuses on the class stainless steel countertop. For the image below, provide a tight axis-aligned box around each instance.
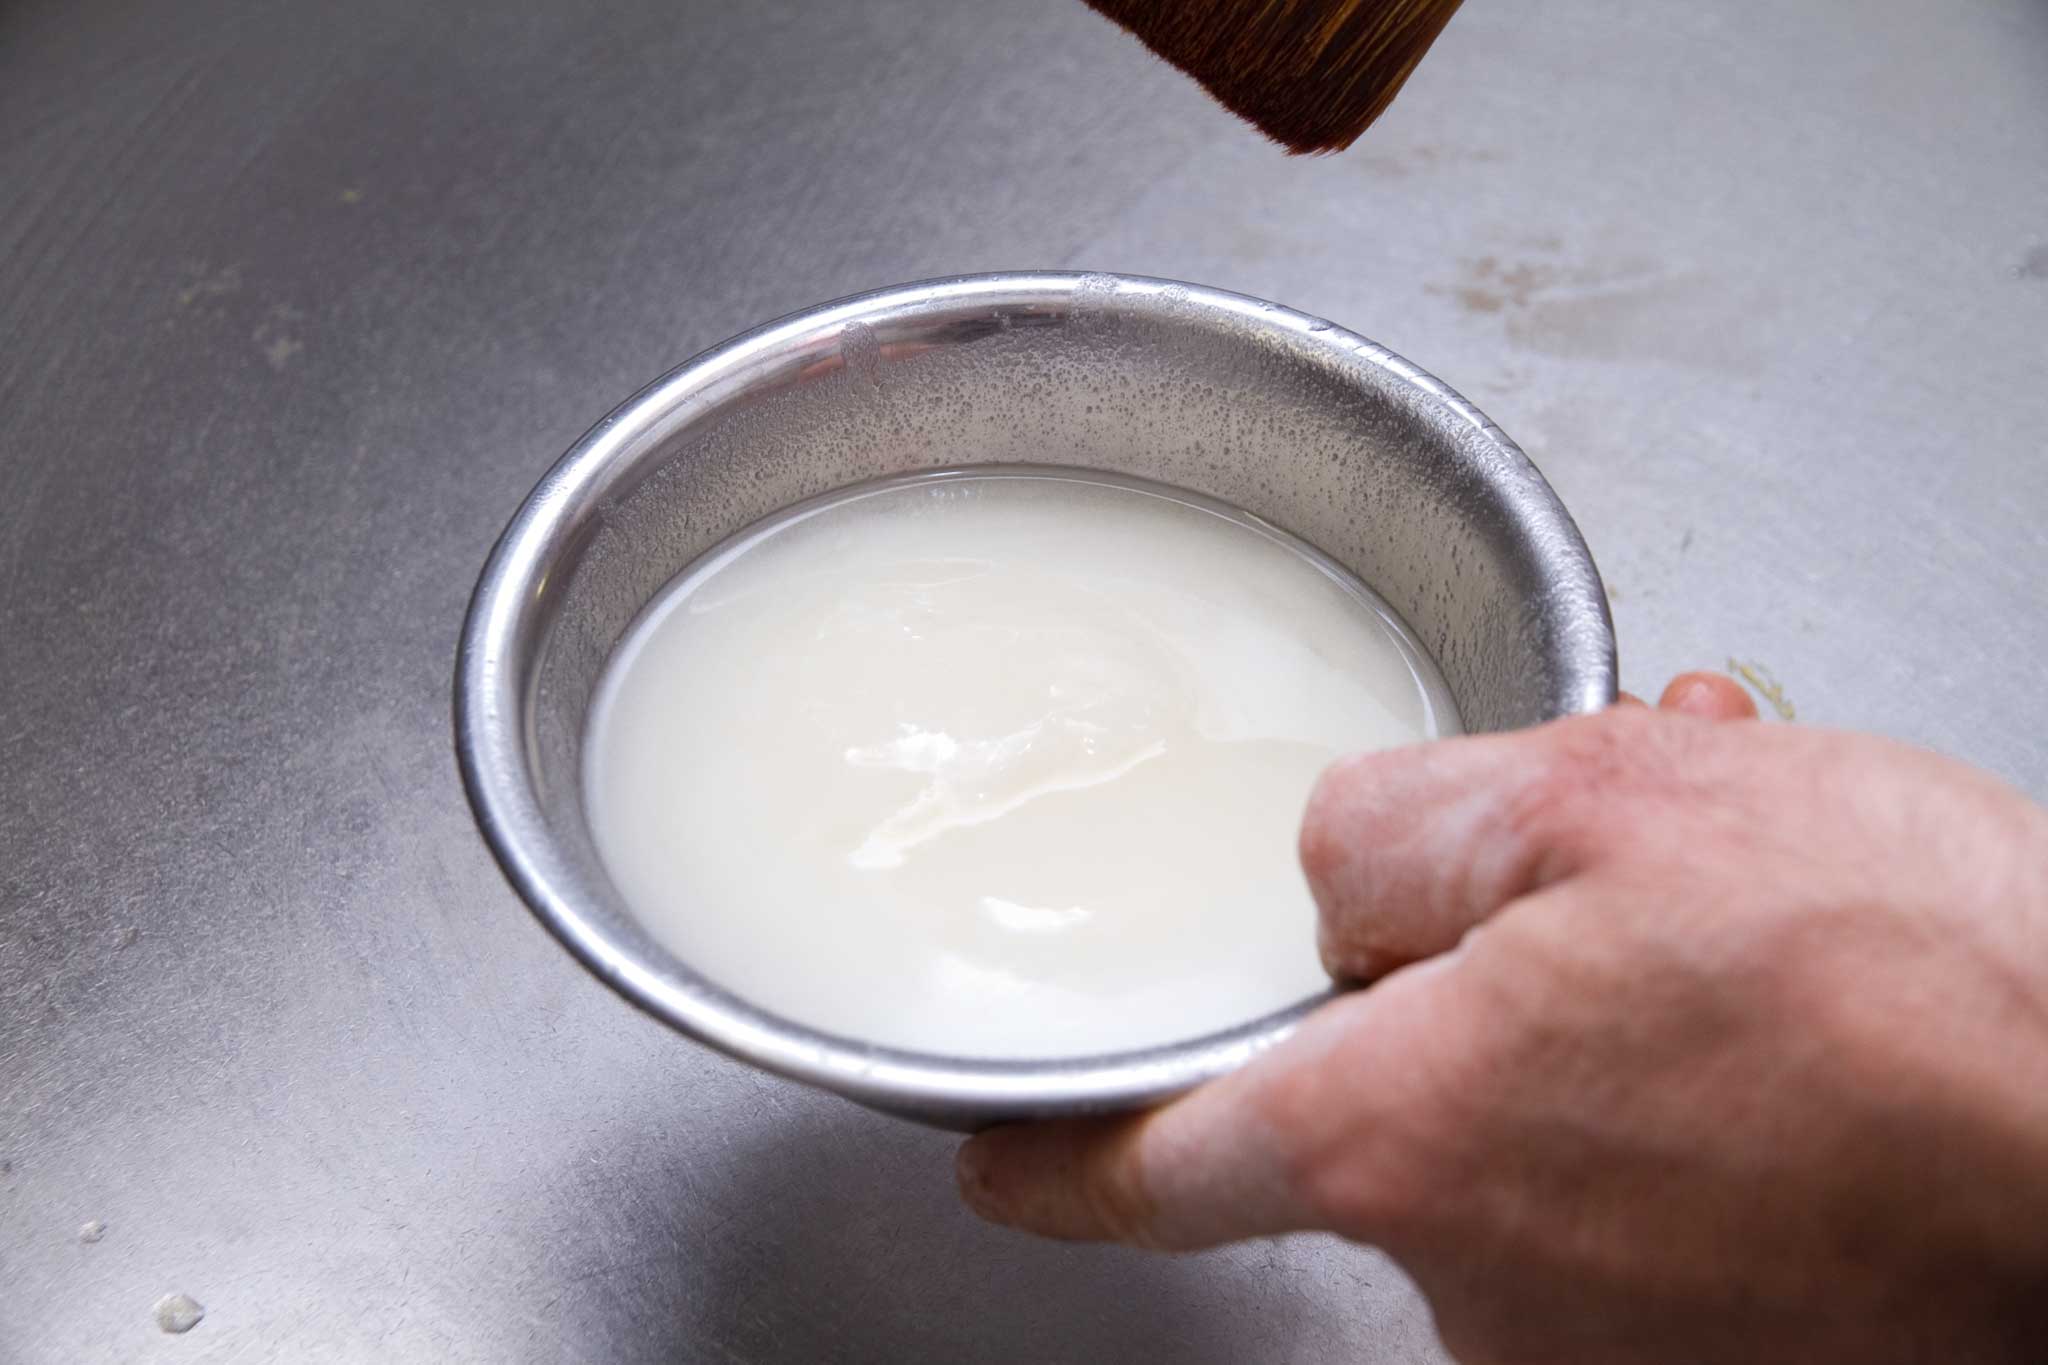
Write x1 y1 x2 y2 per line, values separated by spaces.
3 1 2044 1359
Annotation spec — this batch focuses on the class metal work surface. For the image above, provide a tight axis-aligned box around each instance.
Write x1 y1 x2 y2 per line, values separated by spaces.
3 0 2043 1359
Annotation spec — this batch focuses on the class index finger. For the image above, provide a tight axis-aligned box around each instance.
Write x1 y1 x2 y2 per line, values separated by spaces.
1307 701 1733 983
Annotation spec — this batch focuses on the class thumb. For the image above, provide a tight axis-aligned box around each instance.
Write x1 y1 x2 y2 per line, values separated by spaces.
957 956 1472 1249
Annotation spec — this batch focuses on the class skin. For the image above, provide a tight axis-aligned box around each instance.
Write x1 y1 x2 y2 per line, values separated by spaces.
956 673 2048 1363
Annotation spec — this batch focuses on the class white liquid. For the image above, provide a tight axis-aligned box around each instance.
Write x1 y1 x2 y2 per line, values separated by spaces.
585 470 1458 1058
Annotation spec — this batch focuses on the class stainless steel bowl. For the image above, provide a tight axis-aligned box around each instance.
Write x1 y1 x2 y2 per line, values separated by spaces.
455 272 1616 1129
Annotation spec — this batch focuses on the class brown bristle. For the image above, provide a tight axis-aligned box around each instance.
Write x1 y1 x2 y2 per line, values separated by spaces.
1083 0 1465 154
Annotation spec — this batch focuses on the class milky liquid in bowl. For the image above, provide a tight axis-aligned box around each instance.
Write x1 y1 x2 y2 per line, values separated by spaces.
583 467 1459 1058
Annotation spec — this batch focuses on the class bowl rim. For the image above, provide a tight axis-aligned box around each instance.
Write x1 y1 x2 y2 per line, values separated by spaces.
454 270 1616 1124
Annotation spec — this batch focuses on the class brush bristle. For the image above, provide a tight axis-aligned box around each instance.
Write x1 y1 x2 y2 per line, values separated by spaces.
1084 0 1464 154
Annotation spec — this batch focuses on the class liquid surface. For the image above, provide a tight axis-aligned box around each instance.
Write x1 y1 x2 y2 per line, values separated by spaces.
585 470 1458 1058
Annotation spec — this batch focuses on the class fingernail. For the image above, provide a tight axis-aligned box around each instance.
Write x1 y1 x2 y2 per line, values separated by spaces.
1315 927 1344 980
955 1138 1003 1219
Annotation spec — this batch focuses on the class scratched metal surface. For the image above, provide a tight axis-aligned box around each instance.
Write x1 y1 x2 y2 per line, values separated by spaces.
2 0 2044 1359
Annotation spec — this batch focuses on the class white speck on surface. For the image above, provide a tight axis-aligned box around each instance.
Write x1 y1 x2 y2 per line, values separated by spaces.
257 331 302 370
174 263 241 308
78 1220 106 1243
153 1293 204 1334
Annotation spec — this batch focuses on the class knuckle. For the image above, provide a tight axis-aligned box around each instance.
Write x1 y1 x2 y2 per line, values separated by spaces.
1301 758 1409 969
1518 711 1691 854
1080 1128 1166 1248
1546 712 1649 794
1279 1068 1464 1245
1299 754 1377 887
1298 1106 1439 1244
1298 807 1344 904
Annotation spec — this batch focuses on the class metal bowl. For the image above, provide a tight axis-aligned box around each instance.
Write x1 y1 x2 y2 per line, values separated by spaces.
455 272 1615 1129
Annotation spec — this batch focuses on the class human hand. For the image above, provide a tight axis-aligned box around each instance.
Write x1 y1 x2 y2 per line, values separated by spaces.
956 674 2048 1363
